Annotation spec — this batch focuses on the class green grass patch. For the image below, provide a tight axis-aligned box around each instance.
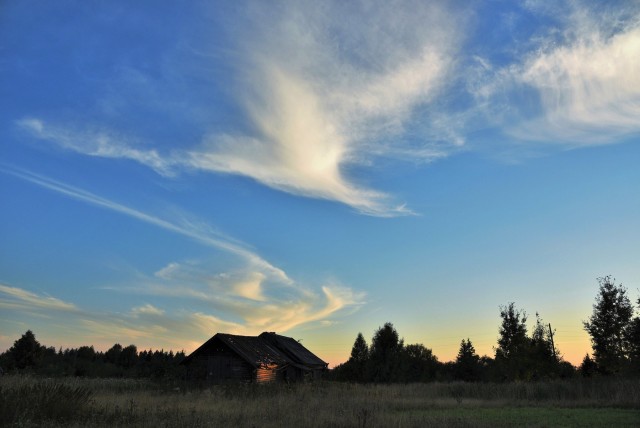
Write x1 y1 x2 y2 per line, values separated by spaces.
400 407 640 427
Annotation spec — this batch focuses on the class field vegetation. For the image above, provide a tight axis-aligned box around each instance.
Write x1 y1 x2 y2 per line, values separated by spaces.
2 375 639 427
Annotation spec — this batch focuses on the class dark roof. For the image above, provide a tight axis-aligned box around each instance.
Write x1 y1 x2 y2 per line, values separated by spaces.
259 332 327 369
182 332 327 369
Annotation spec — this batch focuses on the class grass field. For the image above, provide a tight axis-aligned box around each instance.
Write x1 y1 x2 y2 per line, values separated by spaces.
1 376 639 427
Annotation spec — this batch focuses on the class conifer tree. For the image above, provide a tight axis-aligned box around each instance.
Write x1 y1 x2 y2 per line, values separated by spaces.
583 276 633 374
495 303 529 380
7 330 44 370
454 338 481 381
369 322 403 382
346 333 369 381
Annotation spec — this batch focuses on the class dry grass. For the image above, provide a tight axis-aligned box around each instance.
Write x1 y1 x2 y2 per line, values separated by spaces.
2 376 639 427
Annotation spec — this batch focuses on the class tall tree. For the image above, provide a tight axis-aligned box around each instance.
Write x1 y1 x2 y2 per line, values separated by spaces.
529 313 560 379
496 303 528 359
495 303 529 380
349 333 369 363
583 276 634 374
345 333 369 381
400 343 439 382
454 338 481 381
579 354 597 377
119 345 138 369
6 330 44 370
105 343 123 365
369 322 403 382
624 297 640 374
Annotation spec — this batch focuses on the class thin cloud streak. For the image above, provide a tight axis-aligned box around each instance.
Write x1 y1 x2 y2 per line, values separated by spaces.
0 166 289 283
1 280 364 352
1 167 365 341
0 284 78 312
123 259 365 332
18 118 176 177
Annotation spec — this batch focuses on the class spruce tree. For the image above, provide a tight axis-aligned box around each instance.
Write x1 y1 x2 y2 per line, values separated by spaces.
583 276 633 374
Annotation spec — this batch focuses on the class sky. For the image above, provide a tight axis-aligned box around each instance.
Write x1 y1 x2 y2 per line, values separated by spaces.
1 0 639 367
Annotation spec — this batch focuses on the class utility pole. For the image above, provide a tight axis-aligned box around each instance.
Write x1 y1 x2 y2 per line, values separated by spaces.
548 323 556 359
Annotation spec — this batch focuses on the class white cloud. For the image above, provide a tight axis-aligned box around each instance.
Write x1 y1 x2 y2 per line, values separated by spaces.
2 166 290 284
188 313 244 336
131 260 365 333
17 1 464 216
18 118 176 176
154 262 181 280
0 168 365 344
185 1 460 216
476 3 640 145
232 272 267 301
513 25 640 143
0 279 363 353
131 304 164 317
0 284 78 312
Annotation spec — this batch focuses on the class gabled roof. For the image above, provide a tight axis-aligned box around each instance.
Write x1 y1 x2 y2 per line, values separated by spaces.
259 332 327 369
182 332 327 369
182 333 290 367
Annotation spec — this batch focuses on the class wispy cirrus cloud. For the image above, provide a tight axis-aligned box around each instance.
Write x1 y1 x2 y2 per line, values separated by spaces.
0 167 365 346
138 259 365 333
0 276 363 352
181 1 464 215
17 1 465 216
0 284 78 312
184 1 461 216
514 23 640 143
18 118 176 177
19 1 638 215
1 165 289 284
475 2 640 146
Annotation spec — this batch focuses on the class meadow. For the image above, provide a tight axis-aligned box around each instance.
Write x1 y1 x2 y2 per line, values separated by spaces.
1 376 639 427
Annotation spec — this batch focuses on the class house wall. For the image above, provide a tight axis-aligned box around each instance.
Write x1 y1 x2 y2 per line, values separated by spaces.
186 340 254 383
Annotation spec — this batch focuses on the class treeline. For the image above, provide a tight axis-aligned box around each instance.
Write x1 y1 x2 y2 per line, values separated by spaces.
1 276 638 383
0 332 185 379
333 276 640 382
332 310 574 383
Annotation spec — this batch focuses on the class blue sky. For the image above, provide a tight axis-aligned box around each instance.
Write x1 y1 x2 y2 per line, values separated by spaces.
1 0 639 365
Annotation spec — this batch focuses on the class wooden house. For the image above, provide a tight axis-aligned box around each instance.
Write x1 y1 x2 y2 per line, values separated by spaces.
181 332 328 383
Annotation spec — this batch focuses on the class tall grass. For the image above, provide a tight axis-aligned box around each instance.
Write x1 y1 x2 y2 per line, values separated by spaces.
0 377 92 425
1 376 638 427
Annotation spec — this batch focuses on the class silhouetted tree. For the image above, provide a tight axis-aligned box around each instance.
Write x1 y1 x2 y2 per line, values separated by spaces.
454 338 481 381
76 346 96 361
350 333 369 363
529 313 560 379
105 343 123 365
119 345 138 369
495 303 529 380
6 330 44 370
344 333 369 381
369 322 403 382
625 297 640 374
583 276 633 374
400 343 439 382
579 354 597 377
0 331 186 378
